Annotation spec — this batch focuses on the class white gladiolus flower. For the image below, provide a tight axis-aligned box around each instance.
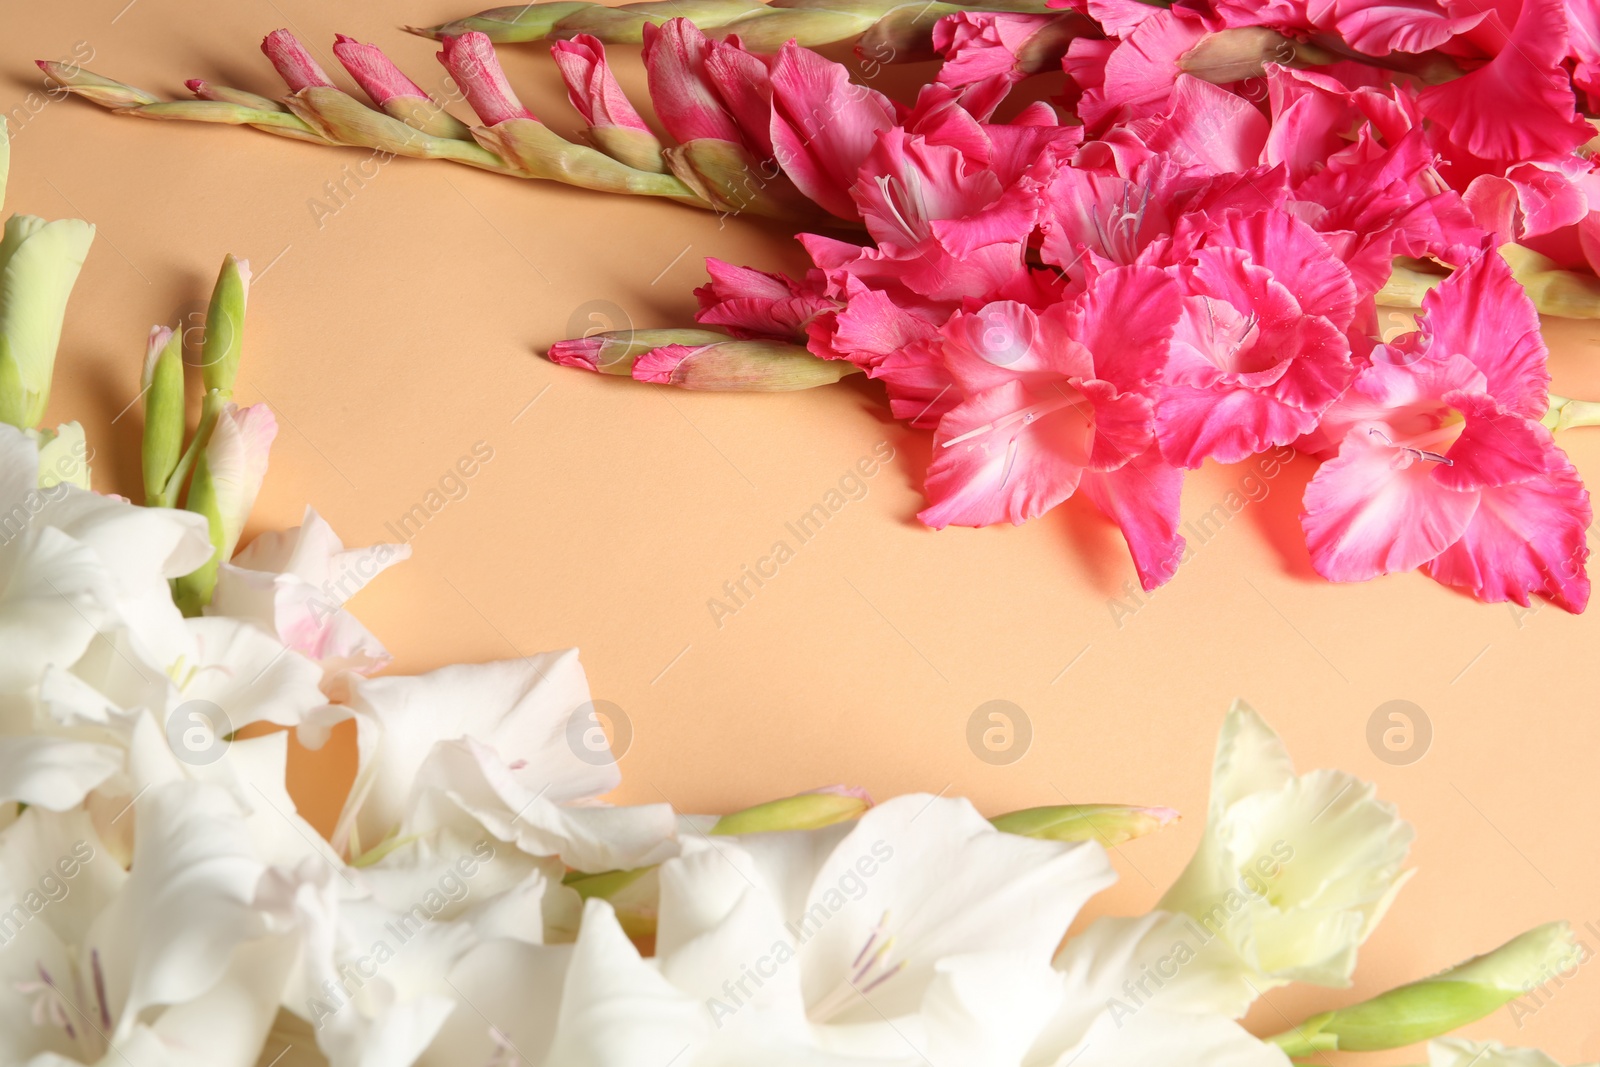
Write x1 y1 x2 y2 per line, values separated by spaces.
1151 700 1414 1013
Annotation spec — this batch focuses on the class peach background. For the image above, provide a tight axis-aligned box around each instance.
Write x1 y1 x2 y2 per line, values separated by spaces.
4 0 1598 1059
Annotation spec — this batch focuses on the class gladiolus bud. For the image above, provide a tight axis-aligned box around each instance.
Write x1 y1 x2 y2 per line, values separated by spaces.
0 211 96 429
990 804 1180 845
1544 394 1600 431
186 79 283 111
35 61 159 108
438 31 537 125
141 326 185 508
1499 243 1600 318
261 28 336 92
33 422 90 490
1178 27 1333 84
711 786 873 835
173 402 277 615
549 328 729 374
552 35 666 172
201 254 249 397
633 338 859 391
407 3 595 43
333 34 472 140
1269 922 1583 1057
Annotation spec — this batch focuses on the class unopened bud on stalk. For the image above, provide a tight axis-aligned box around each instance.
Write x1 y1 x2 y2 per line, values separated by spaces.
201 254 250 397
141 326 185 508
552 35 666 173
1179 27 1333 83
173 402 277 615
186 79 285 111
990 804 1180 845
118 98 330 143
1499 243 1600 318
0 210 96 429
282 86 514 171
261 28 336 92
438 31 538 125
549 328 729 374
34 61 159 108
1268 922 1583 1057
332 35 472 140
1543 394 1600 431
665 139 821 221
715 6 882 51
633 339 859 390
408 3 597 43
711 786 873 835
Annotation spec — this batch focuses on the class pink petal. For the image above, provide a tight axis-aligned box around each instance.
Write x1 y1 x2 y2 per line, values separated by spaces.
694 259 830 340
1136 75 1270 175
703 39 778 158
919 380 1093 527
1079 446 1187 590
1205 210 1359 329
333 34 428 107
768 41 896 218
1416 249 1549 420
1432 391 1554 491
1425 442 1592 612
1077 10 1206 129
261 29 334 92
1086 0 1166 34
1303 428 1478 582
642 19 744 144
1417 0 1593 163
1158 381 1322 467
552 35 652 131
1065 263 1182 392
1307 0 1488 55
438 31 536 124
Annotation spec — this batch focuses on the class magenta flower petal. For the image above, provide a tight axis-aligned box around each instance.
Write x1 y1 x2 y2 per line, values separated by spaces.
1417 0 1593 164
437 31 536 124
333 34 430 107
552 34 652 132
261 28 335 92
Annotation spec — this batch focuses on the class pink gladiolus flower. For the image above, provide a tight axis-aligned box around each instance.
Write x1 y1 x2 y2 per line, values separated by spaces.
261 28 335 93
1305 0 1487 56
642 19 748 145
768 41 896 218
920 264 1184 588
694 259 832 340
1156 212 1357 468
333 34 432 108
552 34 653 132
1301 251 1590 611
437 31 536 125
934 12 1073 119
1417 0 1593 165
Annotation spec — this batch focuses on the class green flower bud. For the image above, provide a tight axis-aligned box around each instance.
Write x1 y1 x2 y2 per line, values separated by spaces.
990 804 1180 846
0 212 96 428
200 254 249 397
281 87 512 172
1543 394 1600 432
141 326 186 507
711 787 873 835
1270 922 1583 1057
632 338 858 392
35 61 160 108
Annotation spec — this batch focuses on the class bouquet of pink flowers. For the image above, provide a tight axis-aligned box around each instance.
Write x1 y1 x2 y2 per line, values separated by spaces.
45 0 1600 610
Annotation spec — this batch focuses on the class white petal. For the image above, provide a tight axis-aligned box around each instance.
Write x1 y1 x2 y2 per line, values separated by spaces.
0 527 116 690
0 736 121 810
